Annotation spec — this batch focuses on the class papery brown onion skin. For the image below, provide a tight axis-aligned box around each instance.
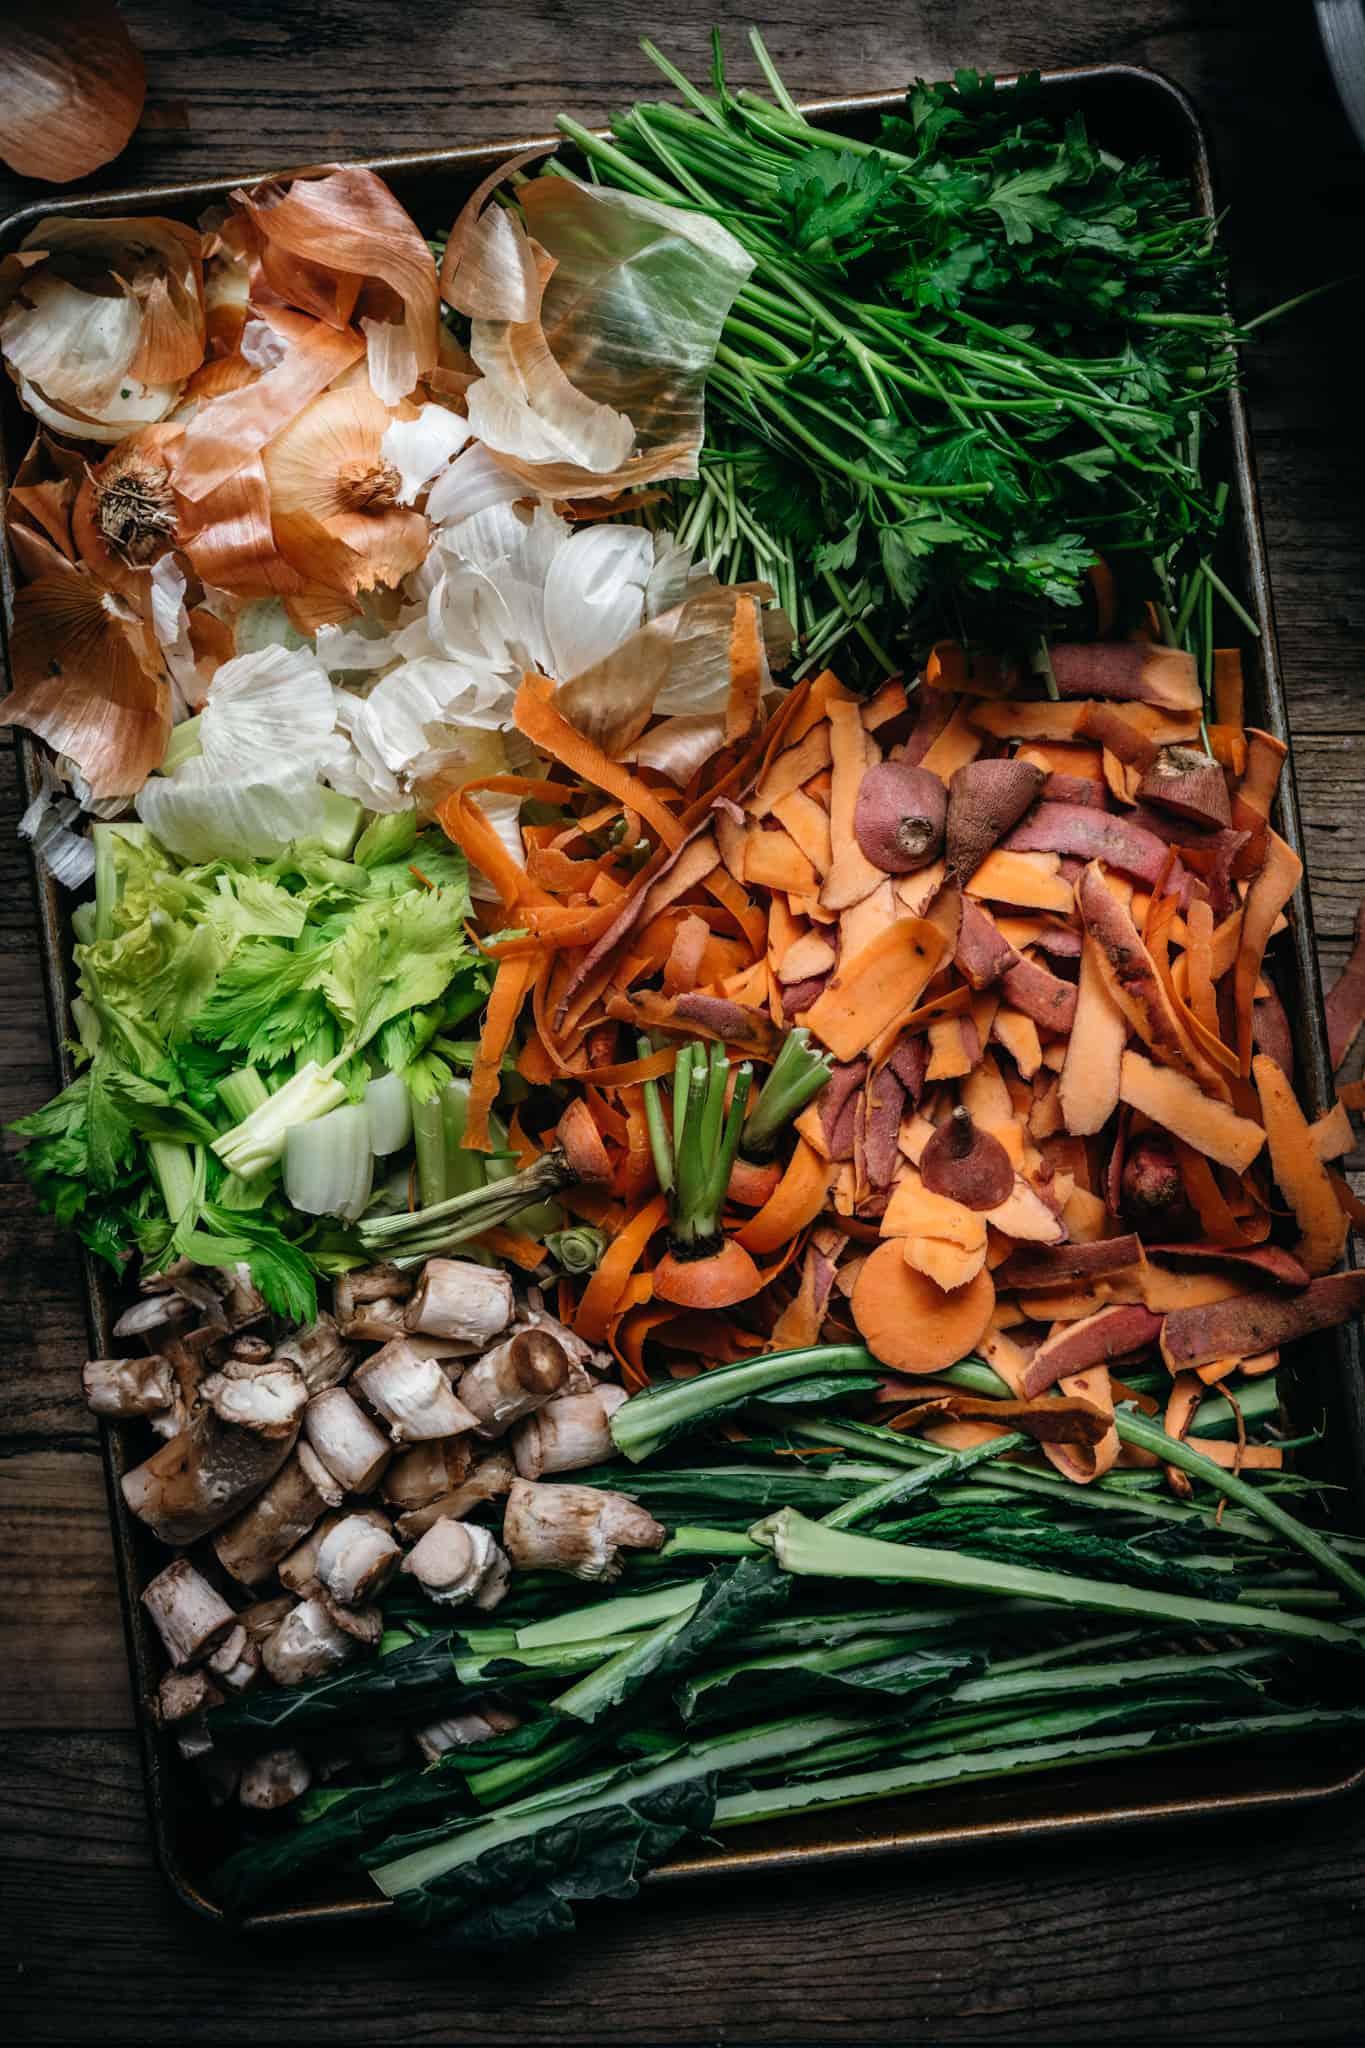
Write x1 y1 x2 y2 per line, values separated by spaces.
0 2 146 185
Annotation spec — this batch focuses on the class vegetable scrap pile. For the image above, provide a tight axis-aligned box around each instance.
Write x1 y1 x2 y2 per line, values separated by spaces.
3 26 1365 1949
447 643 1365 1452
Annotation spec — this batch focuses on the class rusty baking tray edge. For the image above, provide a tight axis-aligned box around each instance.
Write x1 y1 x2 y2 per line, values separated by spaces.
2 61 1362 1933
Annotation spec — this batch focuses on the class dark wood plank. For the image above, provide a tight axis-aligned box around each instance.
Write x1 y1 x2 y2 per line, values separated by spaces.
1 1 1364 2036
4 1730 1365 2045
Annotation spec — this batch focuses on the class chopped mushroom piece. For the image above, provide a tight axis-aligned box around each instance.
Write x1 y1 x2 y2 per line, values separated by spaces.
141 1557 237 1669
272 1312 355 1394
457 1327 576 1439
227 1334 274 1364
353 1339 479 1443
394 1452 516 1542
224 1264 269 1328
381 1437 471 1511
339 1297 411 1344
278 1506 391 1597
121 1357 307 1542
155 1667 224 1726
112 1293 193 1340
400 1518 511 1611
414 1702 520 1765
211 1443 344 1588
238 1747 313 1811
303 1386 393 1493
512 1383 628 1478
82 1354 176 1419
237 1596 294 1645
206 1623 260 1693
175 1714 216 1763
261 1595 363 1685
404 1258 514 1345
501 1479 666 1582
315 1513 402 1606
335 1262 414 1313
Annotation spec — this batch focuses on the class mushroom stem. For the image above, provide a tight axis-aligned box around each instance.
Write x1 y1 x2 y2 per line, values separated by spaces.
210 1444 344 1588
401 1519 511 1610
501 1479 666 1581
303 1386 393 1493
456 1327 576 1439
403 1259 514 1345
353 1339 480 1444
121 1358 307 1543
141 1558 237 1670
82 1354 175 1418
315 1513 402 1606
261 1596 365 1686
512 1384 628 1479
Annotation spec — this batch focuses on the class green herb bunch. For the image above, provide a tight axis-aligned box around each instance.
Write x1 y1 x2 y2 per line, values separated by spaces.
557 34 1246 675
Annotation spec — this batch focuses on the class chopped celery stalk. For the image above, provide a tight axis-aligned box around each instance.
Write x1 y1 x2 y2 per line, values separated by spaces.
545 1224 605 1273
314 789 364 856
354 810 417 868
159 714 203 774
217 1067 270 1123
365 1072 413 1157
441 1079 487 1199
285 1103 374 1221
412 1090 446 1208
212 1060 348 1179
148 1139 198 1223
357 1151 577 1264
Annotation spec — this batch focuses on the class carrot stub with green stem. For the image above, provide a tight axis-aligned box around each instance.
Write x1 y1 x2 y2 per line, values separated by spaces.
640 1037 759 1307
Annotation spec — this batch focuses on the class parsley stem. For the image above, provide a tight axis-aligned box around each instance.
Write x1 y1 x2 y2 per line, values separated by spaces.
746 29 804 120
820 569 900 674
1198 559 1262 639
1239 276 1352 334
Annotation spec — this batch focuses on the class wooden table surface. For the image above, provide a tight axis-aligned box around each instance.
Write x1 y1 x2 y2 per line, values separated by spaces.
3 2 1364 2039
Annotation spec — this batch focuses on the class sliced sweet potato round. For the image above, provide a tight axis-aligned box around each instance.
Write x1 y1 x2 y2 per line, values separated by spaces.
852 1239 996 1374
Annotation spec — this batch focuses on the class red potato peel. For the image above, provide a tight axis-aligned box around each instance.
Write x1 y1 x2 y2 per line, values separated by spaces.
1006 803 1193 902
1048 642 1202 712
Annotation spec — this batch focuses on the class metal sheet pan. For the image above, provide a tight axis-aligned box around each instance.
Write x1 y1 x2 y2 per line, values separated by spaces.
3 62 1362 1932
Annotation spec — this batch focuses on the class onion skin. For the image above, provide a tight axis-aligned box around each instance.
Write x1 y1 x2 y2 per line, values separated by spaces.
0 3 146 185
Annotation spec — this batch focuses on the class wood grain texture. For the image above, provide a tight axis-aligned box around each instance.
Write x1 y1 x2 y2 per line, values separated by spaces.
1 0 1363 2036
4 1731 1365 2046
